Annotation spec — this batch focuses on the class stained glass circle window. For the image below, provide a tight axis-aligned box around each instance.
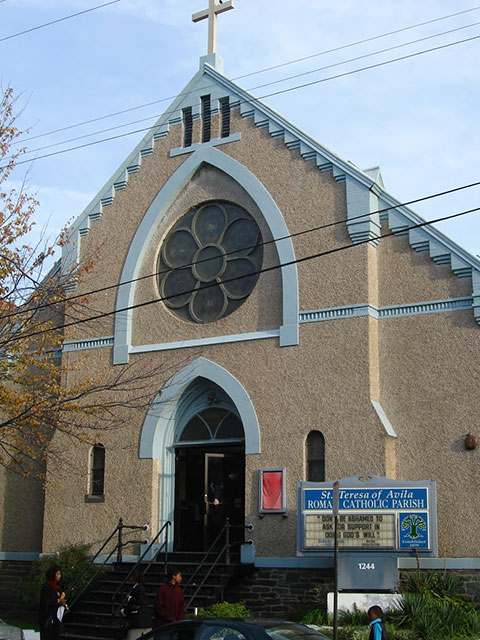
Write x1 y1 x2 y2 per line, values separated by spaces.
158 201 263 323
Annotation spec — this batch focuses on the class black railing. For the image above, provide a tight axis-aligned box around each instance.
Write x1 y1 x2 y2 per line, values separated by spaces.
67 518 149 610
111 520 171 615
183 519 250 609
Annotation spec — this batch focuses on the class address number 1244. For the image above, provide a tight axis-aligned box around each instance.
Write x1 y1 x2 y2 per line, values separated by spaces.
358 562 376 570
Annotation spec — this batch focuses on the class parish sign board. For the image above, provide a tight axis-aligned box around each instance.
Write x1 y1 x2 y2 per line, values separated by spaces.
297 476 437 557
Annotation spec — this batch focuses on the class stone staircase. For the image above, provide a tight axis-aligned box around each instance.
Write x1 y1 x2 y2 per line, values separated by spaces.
61 551 243 640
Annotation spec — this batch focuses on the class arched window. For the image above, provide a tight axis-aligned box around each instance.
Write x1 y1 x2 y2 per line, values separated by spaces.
179 408 244 443
306 431 325 482
90 444 105 496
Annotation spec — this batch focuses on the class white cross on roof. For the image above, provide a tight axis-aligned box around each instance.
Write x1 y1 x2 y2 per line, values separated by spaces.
192 0 235 55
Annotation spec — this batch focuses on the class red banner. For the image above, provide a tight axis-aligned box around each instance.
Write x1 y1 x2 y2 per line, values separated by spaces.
262 471 283 510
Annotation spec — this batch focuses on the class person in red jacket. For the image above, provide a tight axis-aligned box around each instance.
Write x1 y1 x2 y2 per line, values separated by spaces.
153 568 185 627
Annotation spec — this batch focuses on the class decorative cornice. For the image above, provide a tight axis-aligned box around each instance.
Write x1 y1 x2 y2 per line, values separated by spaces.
62 296 475 354
300 297 473 324
63 336 114 352
299 304 377 323
379 297 473 318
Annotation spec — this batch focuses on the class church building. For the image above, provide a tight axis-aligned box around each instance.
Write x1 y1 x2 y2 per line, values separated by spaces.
1 0 480 600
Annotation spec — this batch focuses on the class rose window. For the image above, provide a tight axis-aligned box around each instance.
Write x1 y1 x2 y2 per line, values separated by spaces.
158 201 263 324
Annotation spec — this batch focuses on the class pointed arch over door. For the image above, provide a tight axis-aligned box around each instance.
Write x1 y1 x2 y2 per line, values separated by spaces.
139 357 260 539
113 147 298 364
140 357 260 458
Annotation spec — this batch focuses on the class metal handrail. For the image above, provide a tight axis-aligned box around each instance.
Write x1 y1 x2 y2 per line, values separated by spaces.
67 518 149 610
184 519 234 609
111 520 171 615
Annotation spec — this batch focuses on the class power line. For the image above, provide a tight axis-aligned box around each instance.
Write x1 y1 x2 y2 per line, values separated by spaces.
248 20 480 94
238 5 480 80
0 0 120 43
9 205 480 343
3 179 480 321
21 19 480 158
15 5 480 146
9 32 480 169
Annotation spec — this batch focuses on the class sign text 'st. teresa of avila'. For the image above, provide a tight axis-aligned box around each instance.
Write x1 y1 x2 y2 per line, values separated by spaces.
304 487 428 511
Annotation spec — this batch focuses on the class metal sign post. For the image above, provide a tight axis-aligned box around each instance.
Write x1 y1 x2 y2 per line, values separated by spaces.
332 481 339 640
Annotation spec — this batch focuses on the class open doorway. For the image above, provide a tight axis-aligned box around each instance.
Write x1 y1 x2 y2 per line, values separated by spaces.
174 444 245 551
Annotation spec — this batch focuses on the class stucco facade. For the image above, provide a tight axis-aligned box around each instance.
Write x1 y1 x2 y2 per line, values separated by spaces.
1 55 479 572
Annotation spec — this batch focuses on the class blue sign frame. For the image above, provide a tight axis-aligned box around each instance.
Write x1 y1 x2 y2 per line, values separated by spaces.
297 475 437 557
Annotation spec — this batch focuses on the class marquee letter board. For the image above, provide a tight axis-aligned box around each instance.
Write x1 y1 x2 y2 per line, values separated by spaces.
297 475 437 557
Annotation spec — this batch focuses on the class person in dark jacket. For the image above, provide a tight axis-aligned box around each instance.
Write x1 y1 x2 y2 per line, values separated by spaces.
124 569 152 640
368 605 388 640
38 565 66 640
153 568 185 627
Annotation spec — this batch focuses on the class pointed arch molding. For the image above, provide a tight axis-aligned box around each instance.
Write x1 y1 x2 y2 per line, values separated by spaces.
139 357 260 458
139 357 259 536
113 147 299 364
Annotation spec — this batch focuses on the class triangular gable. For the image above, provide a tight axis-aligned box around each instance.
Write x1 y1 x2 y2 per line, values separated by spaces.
63 56 480 325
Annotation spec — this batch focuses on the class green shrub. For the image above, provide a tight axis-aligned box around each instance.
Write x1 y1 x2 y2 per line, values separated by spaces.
391 590 480 639
338 624 417 640
400 570 461 597
297 608 329 626
387 628 419 640
338 604 369 627
196 601 253 618
291 601 329 626
21 543 95 606
337 626 367 640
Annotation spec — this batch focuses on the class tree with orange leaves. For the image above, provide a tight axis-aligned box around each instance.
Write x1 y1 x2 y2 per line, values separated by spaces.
0 87 183 481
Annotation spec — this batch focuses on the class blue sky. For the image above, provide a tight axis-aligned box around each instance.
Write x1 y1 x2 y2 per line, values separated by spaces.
2 0 480 260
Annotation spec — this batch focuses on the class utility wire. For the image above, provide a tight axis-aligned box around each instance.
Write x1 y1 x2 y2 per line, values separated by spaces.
8 32 479 169
0 0 120 43
14 5 480 146
9 205 480 343
238 5 480 80
21 19 480 158
3 179 480 321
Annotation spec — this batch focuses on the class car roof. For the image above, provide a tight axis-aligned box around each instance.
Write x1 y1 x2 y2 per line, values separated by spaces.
161 619 324 631
171 619 297 624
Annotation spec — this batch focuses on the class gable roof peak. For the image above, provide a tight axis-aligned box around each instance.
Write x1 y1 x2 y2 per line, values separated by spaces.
199 53 224 73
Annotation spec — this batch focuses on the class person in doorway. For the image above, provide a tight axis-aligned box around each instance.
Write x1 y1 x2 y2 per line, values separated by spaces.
368 605 388 640
124 569 152 640
38 565 67 640
153 567 185 627
223 469 243 520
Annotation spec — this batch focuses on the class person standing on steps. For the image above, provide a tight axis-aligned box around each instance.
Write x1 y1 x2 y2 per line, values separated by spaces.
153 568 185 627
123 569 152 640
39 565 67 640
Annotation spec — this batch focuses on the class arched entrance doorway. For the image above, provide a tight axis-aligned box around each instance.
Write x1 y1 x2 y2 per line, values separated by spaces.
139 357 260 551
174 381 245 551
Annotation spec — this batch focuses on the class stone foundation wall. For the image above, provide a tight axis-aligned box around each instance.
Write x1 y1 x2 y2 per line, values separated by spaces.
225 567 480 617
224 567 331 617
2 560 480 621
0 561 34 612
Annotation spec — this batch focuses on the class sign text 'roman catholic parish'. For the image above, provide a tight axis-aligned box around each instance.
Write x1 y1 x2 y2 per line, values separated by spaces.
304 487 428 511
297 476 438 556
